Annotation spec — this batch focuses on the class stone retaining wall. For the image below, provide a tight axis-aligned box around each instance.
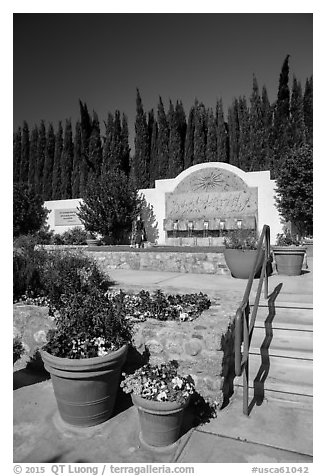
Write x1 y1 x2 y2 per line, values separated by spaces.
87 250 229 275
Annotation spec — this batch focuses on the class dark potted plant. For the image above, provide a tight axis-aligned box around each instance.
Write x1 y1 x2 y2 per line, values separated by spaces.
121 361 195 449
223 229 265 279
41 289 133 427
273 233 307 276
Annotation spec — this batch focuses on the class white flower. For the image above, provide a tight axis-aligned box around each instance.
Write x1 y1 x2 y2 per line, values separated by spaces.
157 391 168 401
179 312 189 321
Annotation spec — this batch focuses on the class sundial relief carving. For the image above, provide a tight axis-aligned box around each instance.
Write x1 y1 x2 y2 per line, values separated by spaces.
174 168 248 194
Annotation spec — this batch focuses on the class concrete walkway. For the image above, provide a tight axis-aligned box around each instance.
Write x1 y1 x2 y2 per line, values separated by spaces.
13 260 313 463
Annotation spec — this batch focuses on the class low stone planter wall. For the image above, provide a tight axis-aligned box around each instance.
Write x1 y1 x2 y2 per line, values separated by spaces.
88 250 229 275
129 302 237 406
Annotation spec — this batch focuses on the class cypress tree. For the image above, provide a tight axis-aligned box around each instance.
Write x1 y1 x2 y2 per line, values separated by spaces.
261 85 273 171
272 54 291 176
175 101 187 167
206 108 218 162
149 119 159 187
28 125 38 193
102 112 115 174
72 121 82 198
168 101 183 178
132 89 150 188
216 99 228 163
121 113 130 176
13 127 22 184
35 120 46 198
52 121 63 199
227 99 240 168
238 96 251 171
249 76 264 171
61 119 74 199
303 76 313 146
79 100 92 195
290 76 306 148
157 96 170 180
43 123 56 201
193 101 207 164
20 121 30 184
87 111 103 184
184 106 195 169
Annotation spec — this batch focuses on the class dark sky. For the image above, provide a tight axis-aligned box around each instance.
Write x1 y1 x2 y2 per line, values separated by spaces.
13 13 312 148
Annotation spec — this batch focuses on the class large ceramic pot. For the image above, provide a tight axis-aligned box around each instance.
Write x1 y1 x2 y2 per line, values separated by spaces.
131 394 189 448
41 344 128 427
224 248 265 279
273 246 307 276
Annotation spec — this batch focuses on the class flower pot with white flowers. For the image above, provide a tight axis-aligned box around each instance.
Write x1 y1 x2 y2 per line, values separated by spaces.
121 361 195 449
41 289 133 427
273 233 307 276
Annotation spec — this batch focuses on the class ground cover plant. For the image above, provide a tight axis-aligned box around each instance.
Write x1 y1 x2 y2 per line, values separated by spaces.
105 289 211 322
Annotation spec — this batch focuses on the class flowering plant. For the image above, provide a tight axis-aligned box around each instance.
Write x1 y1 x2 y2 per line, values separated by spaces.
224 229 258 250
105 289 210 322
43 289 133 359
120 361 195 404
275 233 302 246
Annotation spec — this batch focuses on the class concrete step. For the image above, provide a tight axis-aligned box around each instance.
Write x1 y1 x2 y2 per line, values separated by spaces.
175 392 313 462
234 353 313 398
250 327 313 360
253 305 313 331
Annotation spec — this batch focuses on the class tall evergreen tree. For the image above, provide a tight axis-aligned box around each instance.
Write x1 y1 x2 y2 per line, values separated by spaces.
193 101 207 164
35 120 46 197
249 76 264 171
20 121 30 184
102 112 115 174
132 89 150 188
13 127 22 184
290 76 306 148
303 76 313 146
121 113 131 176
272 54 291 176
206 108 218 162
175 101 187 166
72 121 82 198
227 99 240 168
216 99 228 163
184 106 195 169
52 121 63 199
43 123 56 200
168 101 184 178
261 85 273 171
238 96 251 171
28 125 38 192
61 119 74 199
79 100 92 195
87 111 103 184
149 118 159 187
157 96 170 180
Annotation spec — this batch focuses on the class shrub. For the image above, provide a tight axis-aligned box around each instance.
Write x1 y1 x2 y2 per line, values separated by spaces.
275 233 301 246
43 289 133 358
223 229 258 250
40 250 112 313
13 336 24 364
13 183 48 237
59 227 88 245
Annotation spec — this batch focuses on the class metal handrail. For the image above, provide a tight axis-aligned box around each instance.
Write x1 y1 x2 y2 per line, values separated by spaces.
234 224 271 415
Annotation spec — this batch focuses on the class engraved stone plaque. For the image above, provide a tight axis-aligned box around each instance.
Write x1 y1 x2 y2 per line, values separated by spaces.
54 208 82 226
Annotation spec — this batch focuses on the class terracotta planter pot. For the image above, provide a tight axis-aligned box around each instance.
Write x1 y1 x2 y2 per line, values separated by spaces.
132 394 189 448
273 246 307 276
224 248 265 279
41 344 128 427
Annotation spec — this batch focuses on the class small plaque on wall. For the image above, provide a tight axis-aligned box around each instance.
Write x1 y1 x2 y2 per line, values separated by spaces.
54 208 82 226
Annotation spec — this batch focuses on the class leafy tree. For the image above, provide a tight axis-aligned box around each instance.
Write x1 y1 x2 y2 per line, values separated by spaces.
20 121 30 184
52 121 63 199
275 144 313 237
132 89 150 187
184 105 195 170
78 168 141 244
35 120 46 197
290 76 306 148
216 98 228 163
61 119 74 199
72 121 82 198
193 101 207 164
13 127 22 183
206 108 217 162
28 125 38 193
157 96 170 179
13 183 48 237
303 76 313 146
43 123 56 200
